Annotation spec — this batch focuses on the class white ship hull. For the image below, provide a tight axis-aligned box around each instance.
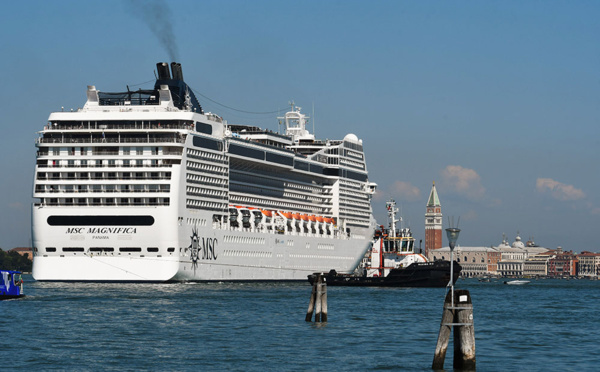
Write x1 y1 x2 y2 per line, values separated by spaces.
32 207 371 281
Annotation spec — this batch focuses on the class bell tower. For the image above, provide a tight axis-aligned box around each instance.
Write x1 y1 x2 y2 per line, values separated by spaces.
425 181 443 257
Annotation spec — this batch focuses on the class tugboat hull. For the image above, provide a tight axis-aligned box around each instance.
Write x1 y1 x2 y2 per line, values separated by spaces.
309 261 461 288
1 270 24 300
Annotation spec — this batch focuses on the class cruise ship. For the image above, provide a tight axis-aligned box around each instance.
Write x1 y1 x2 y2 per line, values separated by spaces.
32 62 377 281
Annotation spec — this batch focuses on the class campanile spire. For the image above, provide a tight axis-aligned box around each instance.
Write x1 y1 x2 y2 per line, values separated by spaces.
425 181 443 257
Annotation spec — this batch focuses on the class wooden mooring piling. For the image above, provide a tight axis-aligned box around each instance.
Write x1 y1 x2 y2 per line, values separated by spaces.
306 273 328 323
432 289 476 370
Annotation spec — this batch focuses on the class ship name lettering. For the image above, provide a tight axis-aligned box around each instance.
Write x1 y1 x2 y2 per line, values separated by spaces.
64 227 138 234
87 227 137 234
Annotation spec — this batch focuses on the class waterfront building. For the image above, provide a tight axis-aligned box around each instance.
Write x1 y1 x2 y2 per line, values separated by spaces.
497 233 549 277
548 247 578 277
486 249 502 274
577 251 600 277
523 251 555 277
429 245 499 277
424 182 442 257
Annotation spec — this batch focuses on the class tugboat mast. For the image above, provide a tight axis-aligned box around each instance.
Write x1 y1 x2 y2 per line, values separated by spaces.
386 199 400 238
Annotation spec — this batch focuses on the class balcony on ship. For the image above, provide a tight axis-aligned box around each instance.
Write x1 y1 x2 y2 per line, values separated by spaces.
36 132 187 145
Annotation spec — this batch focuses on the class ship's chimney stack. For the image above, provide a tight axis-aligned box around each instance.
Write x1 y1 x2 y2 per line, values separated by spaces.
171 62 184 81
157 62 171 80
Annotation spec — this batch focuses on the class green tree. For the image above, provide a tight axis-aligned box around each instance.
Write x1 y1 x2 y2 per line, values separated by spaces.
0 250 33 272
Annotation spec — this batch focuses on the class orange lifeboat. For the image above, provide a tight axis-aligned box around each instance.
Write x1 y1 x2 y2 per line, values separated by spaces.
281 211 292 219
300 214 309 221
316 216 324 223
308 215 317 222
292 213 301 220
261 210 272 217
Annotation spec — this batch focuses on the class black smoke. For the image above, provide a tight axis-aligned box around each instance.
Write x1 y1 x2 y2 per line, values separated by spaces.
128 0 179 61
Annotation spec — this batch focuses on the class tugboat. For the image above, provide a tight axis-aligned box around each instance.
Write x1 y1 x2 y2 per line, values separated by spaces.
309 200 461 287
1 270 25 300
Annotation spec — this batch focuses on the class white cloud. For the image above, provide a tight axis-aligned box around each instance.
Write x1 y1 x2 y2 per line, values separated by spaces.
390 181 421 202
441 165 485 200
536 178 585 201
373 181 421 203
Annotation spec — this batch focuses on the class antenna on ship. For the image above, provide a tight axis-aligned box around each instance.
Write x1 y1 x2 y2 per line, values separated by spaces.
312 101 315 136
386 199 400 238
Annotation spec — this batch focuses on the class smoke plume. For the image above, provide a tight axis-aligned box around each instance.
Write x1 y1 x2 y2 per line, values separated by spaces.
129 0 179 61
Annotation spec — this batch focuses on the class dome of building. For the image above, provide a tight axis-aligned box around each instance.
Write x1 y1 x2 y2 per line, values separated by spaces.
511 234 525 249
497 233 511 249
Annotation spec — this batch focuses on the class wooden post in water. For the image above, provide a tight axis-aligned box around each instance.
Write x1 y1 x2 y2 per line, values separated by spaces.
453 289 476 370
321 277 328 322
306 273 328 323
305 275 318 322
314 274 323 322
432 291 454 370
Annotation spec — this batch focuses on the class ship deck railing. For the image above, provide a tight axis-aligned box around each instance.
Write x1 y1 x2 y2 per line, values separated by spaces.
35 201 171 207
36 137 186 144
36 164 175 170
36 189 170 194
45 123 193 131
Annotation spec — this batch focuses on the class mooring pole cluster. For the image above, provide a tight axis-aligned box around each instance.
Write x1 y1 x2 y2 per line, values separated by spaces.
432 226 476 370
306 273 328 322
432 289 476 370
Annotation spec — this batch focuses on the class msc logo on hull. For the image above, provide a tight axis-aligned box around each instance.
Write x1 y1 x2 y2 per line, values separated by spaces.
189 227 218 268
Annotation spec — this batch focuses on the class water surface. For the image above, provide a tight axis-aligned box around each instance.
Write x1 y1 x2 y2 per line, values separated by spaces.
2 277 599 371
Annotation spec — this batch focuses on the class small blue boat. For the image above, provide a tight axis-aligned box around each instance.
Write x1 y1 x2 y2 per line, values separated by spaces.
1 270 24 300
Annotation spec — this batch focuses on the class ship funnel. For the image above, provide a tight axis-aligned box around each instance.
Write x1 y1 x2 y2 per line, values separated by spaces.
156 62 171 80
171 62 184 81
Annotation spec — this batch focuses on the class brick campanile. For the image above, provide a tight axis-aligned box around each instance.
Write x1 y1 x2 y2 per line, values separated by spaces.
425 181 442 258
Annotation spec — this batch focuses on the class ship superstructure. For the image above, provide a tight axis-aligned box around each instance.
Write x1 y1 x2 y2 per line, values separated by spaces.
32 62 377 281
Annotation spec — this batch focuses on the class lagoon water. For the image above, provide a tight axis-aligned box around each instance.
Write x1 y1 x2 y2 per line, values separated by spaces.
2 277 599 371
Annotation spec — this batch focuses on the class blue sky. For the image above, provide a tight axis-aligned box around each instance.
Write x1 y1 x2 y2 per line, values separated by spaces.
1 0 599 251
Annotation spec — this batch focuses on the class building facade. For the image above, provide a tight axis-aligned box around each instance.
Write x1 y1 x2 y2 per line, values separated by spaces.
577 251 600 277
523 252 555 277
497 233 549 277
428 246 500 277
548 247 578 277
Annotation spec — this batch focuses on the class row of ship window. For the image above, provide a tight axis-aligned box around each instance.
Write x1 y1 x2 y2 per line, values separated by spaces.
186 161 228 175
41 198 170 206
45 120 191 131
38 133 185 145
45 247 176 253
231 171 327 197
39 146 180 156
228 194 329 216
36 184 170 193
186 174 228 188
186 199 227 211
41 159 167 167
37 171 172 180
